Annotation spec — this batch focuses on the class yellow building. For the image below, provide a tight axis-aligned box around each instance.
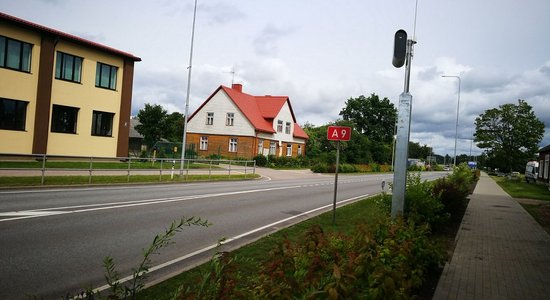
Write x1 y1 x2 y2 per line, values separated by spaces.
0 12 140 157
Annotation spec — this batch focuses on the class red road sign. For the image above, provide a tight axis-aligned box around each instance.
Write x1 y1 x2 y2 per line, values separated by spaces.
327 126 352 141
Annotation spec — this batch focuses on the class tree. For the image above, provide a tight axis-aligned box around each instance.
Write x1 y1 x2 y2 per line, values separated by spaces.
339 94 397 144
474 99 544 172
135 104 168 150
164 112 185 143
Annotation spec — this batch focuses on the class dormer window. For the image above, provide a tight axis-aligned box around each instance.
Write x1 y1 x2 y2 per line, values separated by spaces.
285 122 291 134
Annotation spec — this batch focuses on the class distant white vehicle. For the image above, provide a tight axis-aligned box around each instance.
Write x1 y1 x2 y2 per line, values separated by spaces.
525 161 539 183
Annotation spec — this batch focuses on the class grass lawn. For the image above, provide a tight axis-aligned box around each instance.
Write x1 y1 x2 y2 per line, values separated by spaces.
493 176 550 201
0 174 260 187
138 195 389 300
493 176 550 234
0 160 221 170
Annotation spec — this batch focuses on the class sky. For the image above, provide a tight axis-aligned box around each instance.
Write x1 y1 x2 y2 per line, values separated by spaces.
2 0 550 158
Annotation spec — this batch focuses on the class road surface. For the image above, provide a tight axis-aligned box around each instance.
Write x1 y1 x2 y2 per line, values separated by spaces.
0 170 446 299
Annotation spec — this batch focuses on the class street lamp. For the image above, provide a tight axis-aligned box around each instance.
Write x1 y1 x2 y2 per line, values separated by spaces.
180 0 198 174
441 75 461 167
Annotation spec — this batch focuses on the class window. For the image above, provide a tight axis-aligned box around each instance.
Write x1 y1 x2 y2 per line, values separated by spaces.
91 110 114 136
297 145 302 156
200 136 208 150
545 155 549 180
226 112 234 126
269 141 277 155
51 105 79 134
0 98 28 130
285 122 291 134
95 62 117 90
55 52 83 83
257 139 264 155
286 144 292 156
0 35 32 72
277 120 283 132
206 112 214 125
229 138 238 152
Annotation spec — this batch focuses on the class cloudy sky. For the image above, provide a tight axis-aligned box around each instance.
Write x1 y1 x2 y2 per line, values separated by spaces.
2 0 549 157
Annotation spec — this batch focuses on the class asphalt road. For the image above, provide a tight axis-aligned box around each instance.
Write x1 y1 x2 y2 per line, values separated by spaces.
0 170 446 299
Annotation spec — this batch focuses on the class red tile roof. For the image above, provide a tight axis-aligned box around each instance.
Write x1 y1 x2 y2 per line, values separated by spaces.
0 12 141 61
189 85 309 139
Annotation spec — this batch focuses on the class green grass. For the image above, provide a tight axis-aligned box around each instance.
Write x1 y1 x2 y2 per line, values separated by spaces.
138 195 389 300
493 176 550 201
0 174 260 187
0 160 221 170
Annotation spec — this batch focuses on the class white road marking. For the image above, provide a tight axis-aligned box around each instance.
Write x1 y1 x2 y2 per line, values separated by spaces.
92 193 371 294
0 185 302 222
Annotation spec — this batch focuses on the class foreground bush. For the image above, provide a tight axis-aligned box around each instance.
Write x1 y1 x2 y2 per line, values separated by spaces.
176 216 444 299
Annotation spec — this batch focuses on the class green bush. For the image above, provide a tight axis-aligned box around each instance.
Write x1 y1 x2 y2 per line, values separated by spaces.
250 218 444 299
253 154 268 167
311 162 329 173
405 173 448 229
432 177 468 221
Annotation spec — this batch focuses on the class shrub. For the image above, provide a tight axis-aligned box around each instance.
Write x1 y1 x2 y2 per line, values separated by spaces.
253 154 268 167
432 177 468 220
339 163 358 173
311 162 329 173
405 173 448 229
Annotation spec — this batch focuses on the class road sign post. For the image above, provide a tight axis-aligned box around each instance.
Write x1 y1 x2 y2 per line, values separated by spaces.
327 126 351 224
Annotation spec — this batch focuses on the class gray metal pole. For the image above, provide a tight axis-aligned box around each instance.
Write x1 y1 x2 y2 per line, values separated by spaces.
442 75 461 167
391 39 415 219
180 0 198 174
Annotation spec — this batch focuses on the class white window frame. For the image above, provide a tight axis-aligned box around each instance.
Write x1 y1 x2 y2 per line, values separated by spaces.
286 144 292 156
545 154 549 179
200 136 208 150
269 141 276 155
229 138 238 152
277 120 283 132
297 145 302 156
285 122 291 134
206 112 214 125
226 112 234 126
257 139 264 155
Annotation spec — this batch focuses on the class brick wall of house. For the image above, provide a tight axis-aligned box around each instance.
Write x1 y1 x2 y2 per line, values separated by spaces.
187 133 256 158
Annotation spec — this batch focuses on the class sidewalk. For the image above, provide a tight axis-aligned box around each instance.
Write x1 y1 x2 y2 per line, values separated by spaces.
433 172 550 299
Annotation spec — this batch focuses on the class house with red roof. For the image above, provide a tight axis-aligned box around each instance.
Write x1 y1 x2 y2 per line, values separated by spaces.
186 84 309 159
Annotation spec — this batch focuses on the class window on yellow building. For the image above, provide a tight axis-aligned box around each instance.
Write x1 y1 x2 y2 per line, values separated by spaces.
95 62 117 90
55 51 83 83
51 104 79 134
0 35 32 72
0 98 28 131
91 110 114 136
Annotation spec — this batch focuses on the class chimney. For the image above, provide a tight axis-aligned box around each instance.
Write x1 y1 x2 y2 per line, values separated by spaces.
232 83 243 93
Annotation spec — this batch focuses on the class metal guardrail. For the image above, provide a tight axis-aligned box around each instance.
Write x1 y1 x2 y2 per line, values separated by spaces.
0 153 256 185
